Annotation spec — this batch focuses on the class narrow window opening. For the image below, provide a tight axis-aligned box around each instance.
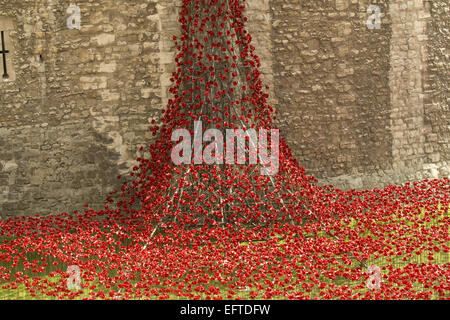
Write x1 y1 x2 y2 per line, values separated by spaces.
0 30 9 79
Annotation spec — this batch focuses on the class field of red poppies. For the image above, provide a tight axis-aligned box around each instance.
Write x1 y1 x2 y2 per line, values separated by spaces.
0 176 448 300
0 0 449 300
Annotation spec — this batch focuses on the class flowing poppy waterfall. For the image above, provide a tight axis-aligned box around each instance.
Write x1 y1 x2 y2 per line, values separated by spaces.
118 0 315 238
0 0 449 300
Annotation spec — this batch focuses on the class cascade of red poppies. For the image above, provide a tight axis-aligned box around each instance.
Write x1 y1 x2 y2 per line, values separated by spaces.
113 0 318 241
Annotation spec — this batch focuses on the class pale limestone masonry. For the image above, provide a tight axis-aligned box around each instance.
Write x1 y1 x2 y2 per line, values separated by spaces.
0 0 448 216
390 0 428 172
155 0 181 109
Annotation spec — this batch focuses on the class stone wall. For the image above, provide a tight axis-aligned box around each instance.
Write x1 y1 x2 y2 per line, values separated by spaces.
324 0 449 189
0 0 448 217
0 0 162 216
423 0 449 171
271 0 392 185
